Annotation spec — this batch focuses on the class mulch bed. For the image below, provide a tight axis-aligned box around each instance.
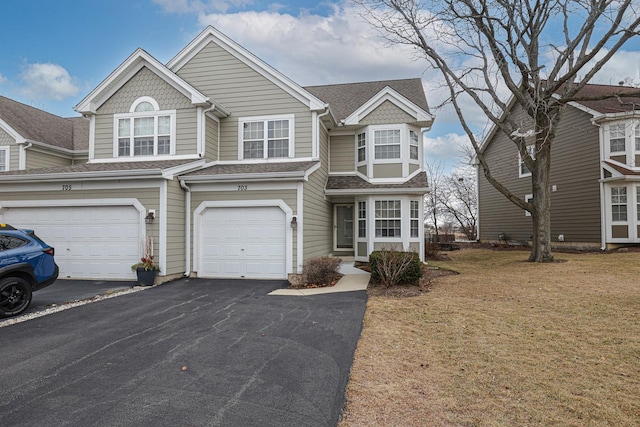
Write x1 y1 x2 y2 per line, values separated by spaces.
363 262 458 298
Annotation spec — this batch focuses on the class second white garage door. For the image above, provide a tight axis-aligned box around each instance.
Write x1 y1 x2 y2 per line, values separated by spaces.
199 206 287 279
1 205 141 280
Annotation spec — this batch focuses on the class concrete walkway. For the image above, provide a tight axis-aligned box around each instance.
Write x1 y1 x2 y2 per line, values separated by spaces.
269 262 370 296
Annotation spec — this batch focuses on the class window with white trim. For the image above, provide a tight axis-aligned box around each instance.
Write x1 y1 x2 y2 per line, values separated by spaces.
409 130 419 160
635 123 640 151
609 123 626 153
611 186 627 221
374 129 401 159
357 132 366 162
524 194 533 217
410 200 419 237
0 147 8 172
375 200 401 237
636 187 640 221
358 201 366 238
240 116 293 159
115 97 174 157
519 145 535 177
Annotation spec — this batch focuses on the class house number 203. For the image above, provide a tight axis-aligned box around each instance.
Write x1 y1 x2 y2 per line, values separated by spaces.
237 185 248 191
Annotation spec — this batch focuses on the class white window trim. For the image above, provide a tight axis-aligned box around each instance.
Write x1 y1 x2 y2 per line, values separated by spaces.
237 114 295 160
372 127 402 163
356 132 366 166
524 194 533 217
610 185 628 223
518 145 535 178
608 122 627 154
113 97 176 159
0 146 9 172
374 199 402 238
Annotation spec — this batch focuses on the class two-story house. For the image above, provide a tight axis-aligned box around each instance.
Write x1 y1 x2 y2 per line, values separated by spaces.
0 26 433 281
478 83 640 250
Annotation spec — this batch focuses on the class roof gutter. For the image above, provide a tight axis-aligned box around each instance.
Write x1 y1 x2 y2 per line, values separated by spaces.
0 169 163 183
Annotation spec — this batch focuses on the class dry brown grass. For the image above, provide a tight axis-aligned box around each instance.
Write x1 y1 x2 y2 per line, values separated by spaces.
339 249 640 427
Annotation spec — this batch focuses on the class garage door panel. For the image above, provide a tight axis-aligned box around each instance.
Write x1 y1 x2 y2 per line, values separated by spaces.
200 206 287 279
2 206 141 279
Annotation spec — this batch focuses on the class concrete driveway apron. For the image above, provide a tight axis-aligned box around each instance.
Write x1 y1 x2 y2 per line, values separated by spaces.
0 278 367 427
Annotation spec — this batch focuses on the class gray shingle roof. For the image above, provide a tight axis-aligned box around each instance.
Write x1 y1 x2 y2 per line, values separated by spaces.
0 95 89 151
304 78 430 121
182 161 319 177
326 173 428 191
0 159 197 177
573 83 640 114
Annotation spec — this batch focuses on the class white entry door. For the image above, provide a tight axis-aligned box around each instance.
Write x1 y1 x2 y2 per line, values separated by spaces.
199 206 287 279
2 206 141 279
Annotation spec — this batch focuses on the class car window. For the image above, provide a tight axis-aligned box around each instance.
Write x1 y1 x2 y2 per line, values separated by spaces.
0 234 28 251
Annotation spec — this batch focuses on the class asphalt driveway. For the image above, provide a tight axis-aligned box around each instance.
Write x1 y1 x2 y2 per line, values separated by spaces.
0 278 367 426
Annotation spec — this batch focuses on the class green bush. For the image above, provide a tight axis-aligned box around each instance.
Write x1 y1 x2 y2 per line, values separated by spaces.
369 249 422 287
302 256 342 286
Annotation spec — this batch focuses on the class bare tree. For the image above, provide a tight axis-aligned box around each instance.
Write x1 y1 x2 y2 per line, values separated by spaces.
354 0 640 261
440 167 477 240
424 160 446 242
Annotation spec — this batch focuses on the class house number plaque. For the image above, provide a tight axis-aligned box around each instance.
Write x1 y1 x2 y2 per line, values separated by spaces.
62 184 72 191
237 185 248 191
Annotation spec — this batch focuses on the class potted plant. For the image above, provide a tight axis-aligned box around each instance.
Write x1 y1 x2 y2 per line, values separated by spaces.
131 236 160 286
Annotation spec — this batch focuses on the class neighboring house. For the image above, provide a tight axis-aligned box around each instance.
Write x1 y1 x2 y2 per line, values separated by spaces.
478 83 640 250
0 26 433 281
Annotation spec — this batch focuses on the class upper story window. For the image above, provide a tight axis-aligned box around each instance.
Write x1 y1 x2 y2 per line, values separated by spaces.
635 124 640 151
357 133 366 163
0 147 9 172
409 130 419 160
114 97 175 158
609 123 626 153
519 145 535 177
374 129 401 159
239 115 294 160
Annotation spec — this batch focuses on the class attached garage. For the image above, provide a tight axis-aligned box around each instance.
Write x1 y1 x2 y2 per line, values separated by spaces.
196 203 291 279
0 202 143 280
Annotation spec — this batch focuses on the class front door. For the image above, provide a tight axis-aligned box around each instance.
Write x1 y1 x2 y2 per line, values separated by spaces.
334 204 354 250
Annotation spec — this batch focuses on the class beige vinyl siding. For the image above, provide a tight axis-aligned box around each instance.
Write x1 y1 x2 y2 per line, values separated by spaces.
329 134 355 172
164 179 186 275
94 67 195 160
204 116 219 161
409 163 419 174
358 165 367 175
0 129 18 171
373 163 403 178
26 150 71 169
72 154 89 164
190 189 298 271
303 124 332 261
360 100 416 126
478 105 601 244
175 41 313 161
0 129 12 146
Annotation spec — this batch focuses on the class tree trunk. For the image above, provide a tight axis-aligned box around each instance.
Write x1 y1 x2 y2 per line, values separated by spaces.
528 139 554 262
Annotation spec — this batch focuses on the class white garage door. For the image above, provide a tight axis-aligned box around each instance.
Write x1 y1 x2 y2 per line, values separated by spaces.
2 206 141 279
200 206 287 279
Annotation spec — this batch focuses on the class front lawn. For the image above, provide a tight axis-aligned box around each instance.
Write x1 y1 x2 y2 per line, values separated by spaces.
339 249 640 426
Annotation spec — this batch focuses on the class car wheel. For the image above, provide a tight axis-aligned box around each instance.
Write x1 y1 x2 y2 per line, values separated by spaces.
0 277 33 318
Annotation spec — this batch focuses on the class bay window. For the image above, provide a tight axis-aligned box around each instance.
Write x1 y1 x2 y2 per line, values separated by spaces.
410 200 419 237
375 200 401 237
357 132 366 162
409 130 419 160
0 147 8 172
358 201 366 238
611 186 627 221
609 123 626 153
374 129 401 159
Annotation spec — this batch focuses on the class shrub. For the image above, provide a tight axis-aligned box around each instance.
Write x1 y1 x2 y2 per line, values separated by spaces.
424 241 441 260
370 249 422 288
302 256 342 286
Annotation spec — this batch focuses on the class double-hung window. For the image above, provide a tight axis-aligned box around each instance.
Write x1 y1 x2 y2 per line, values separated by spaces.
374 129 401 159
241 116 293 159
635 123 640 151
358 201 366 238
609 123 626 153
375 200 401 237
519 145 535 177
0 147 8 172
410 200 419 237
409 130 419 160
357 133 366 162
116 98 174 158
611 187 627 221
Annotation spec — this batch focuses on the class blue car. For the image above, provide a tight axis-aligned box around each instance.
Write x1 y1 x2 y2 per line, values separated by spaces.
0 224 59 318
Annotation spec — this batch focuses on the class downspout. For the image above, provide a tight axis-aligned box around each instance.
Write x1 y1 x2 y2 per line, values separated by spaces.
595 122 607 251
201 104 217 159
179 179 192 276
315 105 330 159
19 142 32 170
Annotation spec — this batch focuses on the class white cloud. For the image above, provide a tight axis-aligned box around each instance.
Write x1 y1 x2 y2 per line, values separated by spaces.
19 63 79 101
424 132 473 169
0 73 7 85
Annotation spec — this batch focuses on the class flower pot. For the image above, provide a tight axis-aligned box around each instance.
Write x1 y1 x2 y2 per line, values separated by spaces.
136 268 158 286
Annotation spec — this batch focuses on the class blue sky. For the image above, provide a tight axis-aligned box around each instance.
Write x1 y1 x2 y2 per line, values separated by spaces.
1 0 640 170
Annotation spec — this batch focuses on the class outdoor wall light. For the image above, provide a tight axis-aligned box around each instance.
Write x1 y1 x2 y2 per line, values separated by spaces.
145 210 155 224
291 216 297 228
